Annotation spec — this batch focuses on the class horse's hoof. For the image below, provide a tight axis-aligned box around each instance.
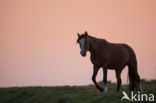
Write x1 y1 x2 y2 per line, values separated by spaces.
98 88 103 92
103 87 107 93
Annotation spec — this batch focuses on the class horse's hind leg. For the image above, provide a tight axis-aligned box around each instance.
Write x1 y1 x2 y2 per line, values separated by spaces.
92 66 103 92
115 69 122 92
103 67 108 92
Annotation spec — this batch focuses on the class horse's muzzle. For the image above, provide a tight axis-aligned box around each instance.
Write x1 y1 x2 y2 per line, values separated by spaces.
80 51 86 57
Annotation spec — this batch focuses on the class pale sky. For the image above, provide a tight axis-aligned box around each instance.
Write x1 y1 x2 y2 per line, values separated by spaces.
0 0 156 87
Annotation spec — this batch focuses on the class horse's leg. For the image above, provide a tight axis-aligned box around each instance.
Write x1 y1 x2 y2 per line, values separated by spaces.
103 67 107 93
92 66 103 92
115 69 122 92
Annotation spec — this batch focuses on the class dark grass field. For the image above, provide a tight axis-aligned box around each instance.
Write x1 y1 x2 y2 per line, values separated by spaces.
0 80 156 103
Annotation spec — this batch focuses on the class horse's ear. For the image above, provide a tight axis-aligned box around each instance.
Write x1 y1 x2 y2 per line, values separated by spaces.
85 31 88 36
77 33 80 37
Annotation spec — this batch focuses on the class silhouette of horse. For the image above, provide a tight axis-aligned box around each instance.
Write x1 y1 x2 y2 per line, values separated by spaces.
77 31 141 92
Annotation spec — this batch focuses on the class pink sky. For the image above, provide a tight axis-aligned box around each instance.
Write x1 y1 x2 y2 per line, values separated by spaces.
1 0 156 87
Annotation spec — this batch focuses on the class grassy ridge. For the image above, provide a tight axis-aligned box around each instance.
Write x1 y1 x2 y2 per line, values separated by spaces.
0 81 156 103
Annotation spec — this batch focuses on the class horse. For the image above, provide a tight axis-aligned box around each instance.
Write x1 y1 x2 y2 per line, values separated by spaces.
76 31 141 93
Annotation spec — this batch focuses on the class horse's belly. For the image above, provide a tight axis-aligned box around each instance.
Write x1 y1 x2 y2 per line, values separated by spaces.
107 64 120 69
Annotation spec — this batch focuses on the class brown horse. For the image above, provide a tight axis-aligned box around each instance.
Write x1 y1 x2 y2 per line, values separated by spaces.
77 31 141 93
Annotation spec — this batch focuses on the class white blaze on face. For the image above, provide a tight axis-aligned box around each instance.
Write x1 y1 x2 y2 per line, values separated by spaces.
79 38 85 54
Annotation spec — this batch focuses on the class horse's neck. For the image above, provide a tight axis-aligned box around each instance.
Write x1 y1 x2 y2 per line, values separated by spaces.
88 37 97 55
88 36 108 55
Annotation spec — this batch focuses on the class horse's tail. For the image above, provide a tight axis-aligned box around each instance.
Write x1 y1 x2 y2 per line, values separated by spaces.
123 44 141 91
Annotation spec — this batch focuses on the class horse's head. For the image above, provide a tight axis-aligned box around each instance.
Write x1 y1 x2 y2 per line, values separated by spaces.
77 31 89 57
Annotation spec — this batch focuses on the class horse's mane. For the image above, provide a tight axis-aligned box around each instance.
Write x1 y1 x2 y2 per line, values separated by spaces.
88 35 108 44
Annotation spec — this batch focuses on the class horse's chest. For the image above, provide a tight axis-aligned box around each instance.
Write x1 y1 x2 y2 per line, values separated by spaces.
90 55 105 66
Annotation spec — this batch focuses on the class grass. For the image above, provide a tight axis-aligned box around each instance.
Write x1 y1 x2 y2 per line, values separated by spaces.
0 80 156 103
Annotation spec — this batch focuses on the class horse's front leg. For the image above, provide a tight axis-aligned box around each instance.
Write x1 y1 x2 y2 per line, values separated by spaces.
115 69 122 92
103 67 108 93
92 66 103 92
